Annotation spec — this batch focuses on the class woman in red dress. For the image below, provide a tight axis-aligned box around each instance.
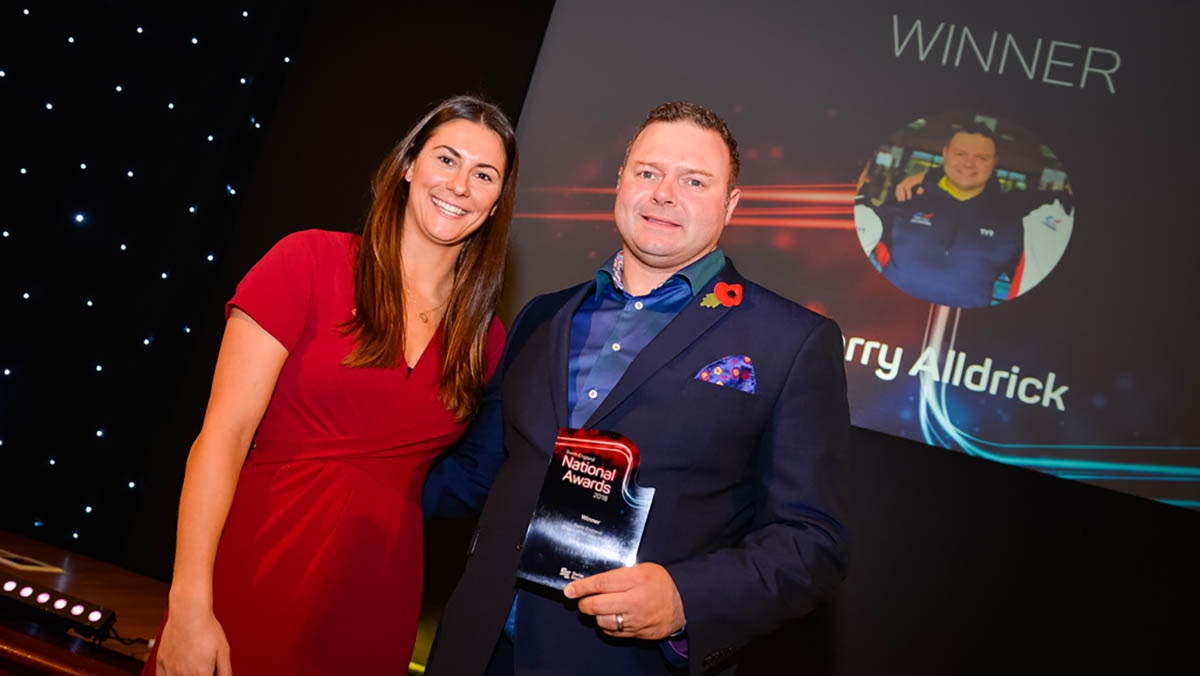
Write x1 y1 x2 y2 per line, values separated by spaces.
145 94 519 675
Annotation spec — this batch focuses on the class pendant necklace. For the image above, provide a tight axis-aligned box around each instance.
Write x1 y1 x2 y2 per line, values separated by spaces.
406 287 449 323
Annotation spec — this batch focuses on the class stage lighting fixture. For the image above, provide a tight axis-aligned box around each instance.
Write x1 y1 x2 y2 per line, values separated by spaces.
0 573 116 639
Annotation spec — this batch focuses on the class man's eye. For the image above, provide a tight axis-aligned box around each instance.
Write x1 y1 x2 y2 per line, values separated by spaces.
687 178 704 188
639 170 656 179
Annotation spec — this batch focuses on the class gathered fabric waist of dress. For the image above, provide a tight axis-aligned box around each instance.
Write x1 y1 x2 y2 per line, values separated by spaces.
244 430 460 502
248 427 460 464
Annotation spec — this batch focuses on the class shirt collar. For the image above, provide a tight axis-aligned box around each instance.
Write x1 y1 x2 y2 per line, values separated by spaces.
937 174 995 201
595 248 726 299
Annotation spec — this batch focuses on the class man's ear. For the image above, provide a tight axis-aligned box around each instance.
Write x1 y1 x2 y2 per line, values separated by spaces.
724 187 742 223
615 166 624 190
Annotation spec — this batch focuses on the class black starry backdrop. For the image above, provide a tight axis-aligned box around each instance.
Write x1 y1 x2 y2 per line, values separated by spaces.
0 2 310 565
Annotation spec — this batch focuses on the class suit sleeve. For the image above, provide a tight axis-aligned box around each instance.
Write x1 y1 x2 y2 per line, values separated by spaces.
665 318 851 674
422 302 534 520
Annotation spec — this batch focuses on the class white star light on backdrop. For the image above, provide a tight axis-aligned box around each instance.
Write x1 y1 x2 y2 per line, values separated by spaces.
0 3 301 555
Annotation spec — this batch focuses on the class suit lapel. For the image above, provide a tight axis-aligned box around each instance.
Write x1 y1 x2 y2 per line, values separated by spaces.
547 283 593 430
583 261 747 427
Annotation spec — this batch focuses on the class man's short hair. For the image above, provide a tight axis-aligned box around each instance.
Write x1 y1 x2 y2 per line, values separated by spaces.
946 123 998 148
623 101 741 194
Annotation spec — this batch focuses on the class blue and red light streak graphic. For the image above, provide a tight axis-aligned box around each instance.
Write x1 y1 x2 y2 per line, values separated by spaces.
517 183 857 231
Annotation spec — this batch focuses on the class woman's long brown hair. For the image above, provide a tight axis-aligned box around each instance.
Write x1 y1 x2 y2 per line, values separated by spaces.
342 95 518 421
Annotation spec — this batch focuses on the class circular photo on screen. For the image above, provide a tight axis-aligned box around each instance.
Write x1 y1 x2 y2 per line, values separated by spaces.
853 112 1074 309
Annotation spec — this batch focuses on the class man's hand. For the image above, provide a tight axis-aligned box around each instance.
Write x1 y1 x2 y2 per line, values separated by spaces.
894 171 927 201
564 562 686 640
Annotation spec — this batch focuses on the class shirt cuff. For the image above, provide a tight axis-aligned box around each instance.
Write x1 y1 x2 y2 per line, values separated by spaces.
660 627 688 668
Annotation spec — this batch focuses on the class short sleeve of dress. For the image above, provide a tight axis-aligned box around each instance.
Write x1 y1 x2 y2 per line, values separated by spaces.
226 230 321 351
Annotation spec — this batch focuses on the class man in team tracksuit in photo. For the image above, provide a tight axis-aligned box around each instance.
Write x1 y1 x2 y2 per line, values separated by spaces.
855 123 1073 309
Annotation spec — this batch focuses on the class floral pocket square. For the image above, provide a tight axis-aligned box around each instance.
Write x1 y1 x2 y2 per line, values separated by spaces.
695 355 756 393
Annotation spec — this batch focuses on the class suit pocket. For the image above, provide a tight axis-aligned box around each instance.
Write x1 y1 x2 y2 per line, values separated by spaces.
653 378 766 471
678 377 759 415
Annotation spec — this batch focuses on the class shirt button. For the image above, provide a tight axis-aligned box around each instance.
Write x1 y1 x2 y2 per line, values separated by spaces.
588 389 598 399
611 343 621 352
634 301 644 310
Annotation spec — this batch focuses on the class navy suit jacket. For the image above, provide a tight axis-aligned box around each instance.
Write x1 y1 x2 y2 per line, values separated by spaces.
424 260 850 675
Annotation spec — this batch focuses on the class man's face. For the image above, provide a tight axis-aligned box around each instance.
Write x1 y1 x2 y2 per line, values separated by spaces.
614 121 740 277
941 131 997 197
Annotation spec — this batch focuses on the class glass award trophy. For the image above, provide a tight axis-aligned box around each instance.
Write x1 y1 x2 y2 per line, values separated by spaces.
515 428 656 590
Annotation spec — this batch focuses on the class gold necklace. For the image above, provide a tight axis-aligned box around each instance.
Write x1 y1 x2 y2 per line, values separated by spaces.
405 287 450 324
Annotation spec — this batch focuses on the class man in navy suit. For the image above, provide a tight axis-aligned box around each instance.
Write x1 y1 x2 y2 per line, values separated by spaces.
423 101 850 675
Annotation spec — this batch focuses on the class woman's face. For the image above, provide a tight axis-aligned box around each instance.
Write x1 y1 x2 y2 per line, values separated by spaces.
403 118 507 249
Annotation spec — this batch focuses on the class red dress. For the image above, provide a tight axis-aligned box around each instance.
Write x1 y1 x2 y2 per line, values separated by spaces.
143 230 504 675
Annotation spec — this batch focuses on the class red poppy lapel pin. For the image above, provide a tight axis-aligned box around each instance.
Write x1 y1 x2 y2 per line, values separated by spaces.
700 281 743 308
